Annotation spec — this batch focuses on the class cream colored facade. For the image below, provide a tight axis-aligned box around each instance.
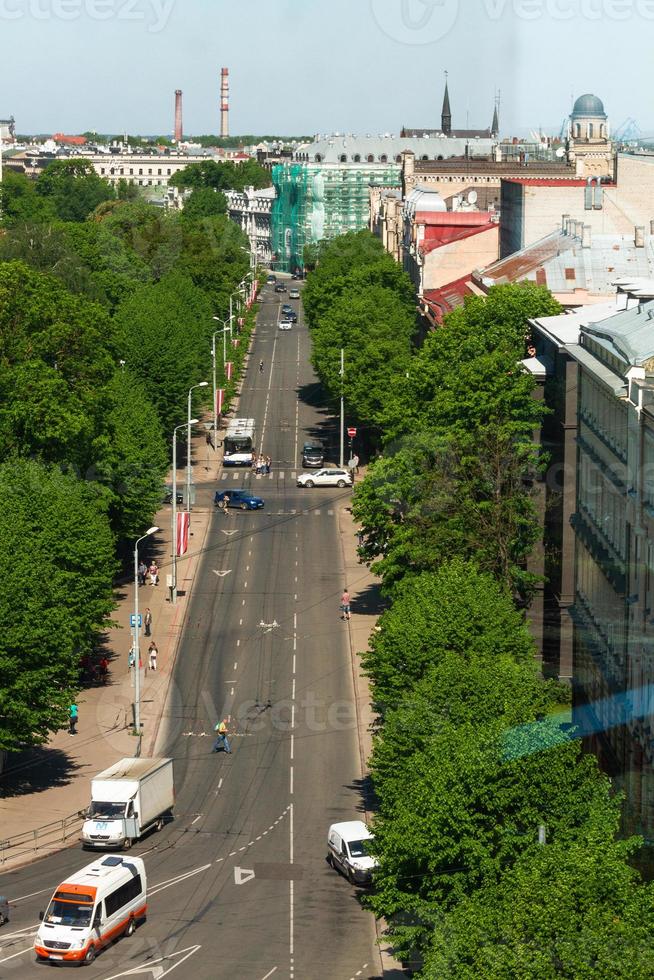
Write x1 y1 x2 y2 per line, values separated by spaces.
500 153 654 259
409 226 499 294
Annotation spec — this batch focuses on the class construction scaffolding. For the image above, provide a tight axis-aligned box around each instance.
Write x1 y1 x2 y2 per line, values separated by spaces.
271 161 401 272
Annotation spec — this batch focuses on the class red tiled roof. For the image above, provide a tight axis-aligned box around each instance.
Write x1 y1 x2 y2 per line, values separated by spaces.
420 221 495 255
423 274 473 323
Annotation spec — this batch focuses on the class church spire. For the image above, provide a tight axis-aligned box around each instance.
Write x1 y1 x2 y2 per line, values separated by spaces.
441 71 452 136
491 89 500 136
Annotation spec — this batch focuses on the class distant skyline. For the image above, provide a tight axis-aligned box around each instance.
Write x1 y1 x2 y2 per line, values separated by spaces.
2 0 652 140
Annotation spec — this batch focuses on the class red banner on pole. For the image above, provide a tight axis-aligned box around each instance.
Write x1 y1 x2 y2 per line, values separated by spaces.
226 362 233 381
215 388 224 416
176 511 189 557
232 338 239 348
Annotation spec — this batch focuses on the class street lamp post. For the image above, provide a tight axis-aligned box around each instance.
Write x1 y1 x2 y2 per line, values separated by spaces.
133 526 159 734
211 318 231 451
186 382 208 514
171 420 197 605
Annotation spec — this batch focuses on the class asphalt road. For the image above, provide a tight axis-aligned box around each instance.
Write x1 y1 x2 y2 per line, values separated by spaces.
0 282 383 980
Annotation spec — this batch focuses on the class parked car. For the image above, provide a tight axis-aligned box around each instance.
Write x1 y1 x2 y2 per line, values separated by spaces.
278 320 292 331
327 821 377 885
289 288 300 300
297 468 352 488
214 489 265 510
0 896 9 927
163 487 184 505
274 283 286 293
302 442 324 467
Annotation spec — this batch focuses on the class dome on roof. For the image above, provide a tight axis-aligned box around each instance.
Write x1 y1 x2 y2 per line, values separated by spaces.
405 186 446 213
571 93 606 118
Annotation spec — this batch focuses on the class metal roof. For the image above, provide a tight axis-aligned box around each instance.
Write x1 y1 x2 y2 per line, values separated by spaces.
583 299 654 365
295 134 494 164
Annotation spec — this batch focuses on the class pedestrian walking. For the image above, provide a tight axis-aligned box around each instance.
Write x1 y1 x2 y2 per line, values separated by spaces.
221 493 230 516
340 589 351 621
148 561 159 586
99 657 109 685
352 453 360 474
347 457 356 481
144 608 152 637
69 703 78 736
128 646 136 670
212 718 232 753
148 642 158 671
138 561 147 586
265 455 271 475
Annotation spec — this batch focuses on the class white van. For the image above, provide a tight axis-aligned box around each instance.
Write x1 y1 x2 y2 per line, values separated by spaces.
34 855 146 966
327 821 377 885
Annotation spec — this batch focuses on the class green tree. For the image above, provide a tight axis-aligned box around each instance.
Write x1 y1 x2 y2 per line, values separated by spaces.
94 368 169 545
113 272 212 434
170 158 271 192
361 561 536 709
0 170 54 225
0 261 115 467
423 815 654 979
36 159 115 222
0 458 115 751
182 187 227 220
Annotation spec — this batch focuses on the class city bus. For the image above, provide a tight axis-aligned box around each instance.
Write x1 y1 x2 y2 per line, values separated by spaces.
223 418 256 466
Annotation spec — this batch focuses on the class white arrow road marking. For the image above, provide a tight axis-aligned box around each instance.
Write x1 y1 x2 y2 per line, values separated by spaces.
259 620 280 630
149 864 212 897
213 569 232 577
102 944 202 979
234 866 256 885
221 529 238 536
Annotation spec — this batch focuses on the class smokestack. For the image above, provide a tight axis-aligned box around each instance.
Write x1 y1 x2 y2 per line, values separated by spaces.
174 90 183 143
220 68 229 138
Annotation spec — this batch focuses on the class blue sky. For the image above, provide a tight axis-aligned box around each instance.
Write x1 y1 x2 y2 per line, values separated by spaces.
2 0 651 139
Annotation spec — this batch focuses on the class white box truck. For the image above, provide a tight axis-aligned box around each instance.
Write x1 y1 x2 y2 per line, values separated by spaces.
81 758 174 850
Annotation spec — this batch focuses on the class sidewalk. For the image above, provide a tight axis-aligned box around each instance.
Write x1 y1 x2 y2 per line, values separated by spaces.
338 474 407 977
0 432 221 871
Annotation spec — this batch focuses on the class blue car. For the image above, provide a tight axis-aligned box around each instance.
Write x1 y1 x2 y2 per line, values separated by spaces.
214 489 265 510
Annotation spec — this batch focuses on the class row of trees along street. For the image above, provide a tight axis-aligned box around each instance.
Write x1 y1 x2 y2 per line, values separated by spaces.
303 231 654 978
0 160 258 753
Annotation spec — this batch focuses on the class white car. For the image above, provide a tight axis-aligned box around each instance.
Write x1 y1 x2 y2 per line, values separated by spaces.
297 468 352 488
327 821 377 885
289 288 300 299
278 320 292 330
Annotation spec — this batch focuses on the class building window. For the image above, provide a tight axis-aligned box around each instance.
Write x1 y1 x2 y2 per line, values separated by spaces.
367 154 374 163
339 154 347 163
588 123 594 138
353 154 361 162
421 155 429 161
158 168 162 175
575 123 581 138
380 154 387 163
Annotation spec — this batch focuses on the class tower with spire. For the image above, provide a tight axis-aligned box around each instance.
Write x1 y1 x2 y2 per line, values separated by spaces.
491 91 500 137
441 71 452 135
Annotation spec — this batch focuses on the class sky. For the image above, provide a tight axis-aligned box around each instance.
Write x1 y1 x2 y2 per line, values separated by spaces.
2 0 652 139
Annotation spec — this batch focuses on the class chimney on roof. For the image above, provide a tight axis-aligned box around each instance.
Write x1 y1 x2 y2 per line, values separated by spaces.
220 67 229 138
650 219 654 235
636 225 645 248
582 224 591 248
174 90 183 143
562 213 570 233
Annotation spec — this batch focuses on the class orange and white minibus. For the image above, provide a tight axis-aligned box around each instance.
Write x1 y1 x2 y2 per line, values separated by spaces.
34 854 146 965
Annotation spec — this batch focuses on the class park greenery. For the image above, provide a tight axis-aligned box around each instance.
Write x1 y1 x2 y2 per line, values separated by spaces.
303 231 654 976
169 158 272 193
0 159 256 751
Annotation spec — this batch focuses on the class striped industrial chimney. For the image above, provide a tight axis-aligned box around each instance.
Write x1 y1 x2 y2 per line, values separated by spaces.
174 89 183 143
220 68 229 138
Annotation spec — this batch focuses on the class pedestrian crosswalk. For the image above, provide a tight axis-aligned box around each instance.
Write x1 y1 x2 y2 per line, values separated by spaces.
221 470 294 481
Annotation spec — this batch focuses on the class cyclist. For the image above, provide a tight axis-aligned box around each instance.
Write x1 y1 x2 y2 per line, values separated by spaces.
259 359 264 373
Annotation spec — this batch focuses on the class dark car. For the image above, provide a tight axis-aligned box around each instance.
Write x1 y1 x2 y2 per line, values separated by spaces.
214 489 265 510
163 487 184 505
281 303 294 314
266 275 276 284
282 311 298 323
274 283 287 293
302 442 325 467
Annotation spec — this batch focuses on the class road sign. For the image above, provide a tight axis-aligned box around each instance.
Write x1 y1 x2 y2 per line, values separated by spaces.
129 614 142 628
347 427 357 438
